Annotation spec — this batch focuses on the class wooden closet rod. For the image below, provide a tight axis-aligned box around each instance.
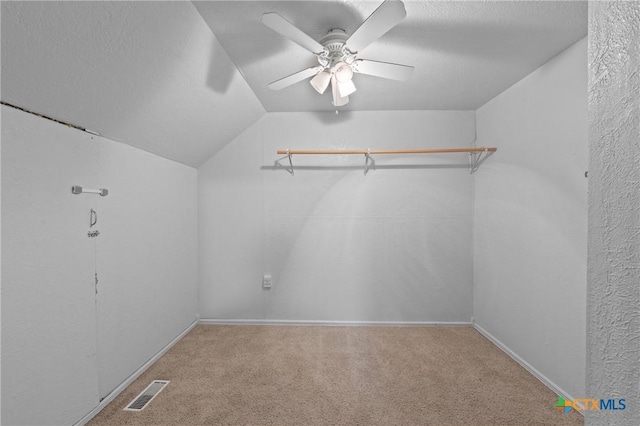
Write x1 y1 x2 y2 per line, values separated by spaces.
277 147 497 155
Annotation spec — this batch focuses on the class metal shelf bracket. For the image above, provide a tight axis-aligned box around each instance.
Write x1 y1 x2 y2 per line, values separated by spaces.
469 148 494 174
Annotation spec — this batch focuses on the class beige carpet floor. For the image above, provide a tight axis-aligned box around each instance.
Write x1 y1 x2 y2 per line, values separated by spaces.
88 325 582 425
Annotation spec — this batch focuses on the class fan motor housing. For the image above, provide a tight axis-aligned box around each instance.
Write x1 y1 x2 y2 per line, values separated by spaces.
318 29 354 67
320 28 348 51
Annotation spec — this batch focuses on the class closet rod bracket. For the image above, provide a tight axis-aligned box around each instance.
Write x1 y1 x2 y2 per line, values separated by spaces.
286 150 294 175
469 148 493 174
364 149 373 175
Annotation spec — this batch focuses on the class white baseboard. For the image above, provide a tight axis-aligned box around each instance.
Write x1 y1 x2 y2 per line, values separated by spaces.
199 318 472 327
74 319 198 426
473 321 579 406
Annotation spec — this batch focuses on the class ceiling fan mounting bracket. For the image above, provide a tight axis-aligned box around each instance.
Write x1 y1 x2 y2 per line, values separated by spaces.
316 29 355 69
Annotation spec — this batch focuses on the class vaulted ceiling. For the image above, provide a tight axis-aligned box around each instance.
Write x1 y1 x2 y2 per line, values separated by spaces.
1 1 265 167
1 1 587 167
195 1 587 112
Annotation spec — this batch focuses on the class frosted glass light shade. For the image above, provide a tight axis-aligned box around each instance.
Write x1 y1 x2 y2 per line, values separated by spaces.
337 79 356 97
333 62 354 83
310 70 331 94
331 76 349 106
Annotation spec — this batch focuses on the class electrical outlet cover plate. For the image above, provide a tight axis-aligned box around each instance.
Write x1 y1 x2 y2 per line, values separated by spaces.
262 275 272 289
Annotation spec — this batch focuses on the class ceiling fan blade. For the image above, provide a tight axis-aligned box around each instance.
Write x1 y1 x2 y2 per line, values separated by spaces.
268 66 324 91
262 13 325 54
345 0 406 53
353 59 414 81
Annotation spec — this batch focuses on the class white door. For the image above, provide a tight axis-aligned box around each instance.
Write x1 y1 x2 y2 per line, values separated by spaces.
1 107 101 425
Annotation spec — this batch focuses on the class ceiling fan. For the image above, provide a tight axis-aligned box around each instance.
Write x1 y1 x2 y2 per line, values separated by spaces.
261 0 414 107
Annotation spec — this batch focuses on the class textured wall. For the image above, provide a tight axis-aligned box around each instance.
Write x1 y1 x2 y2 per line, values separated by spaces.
94 126 198 398
474 38 588 400
199 111 476 322
587 2 640 425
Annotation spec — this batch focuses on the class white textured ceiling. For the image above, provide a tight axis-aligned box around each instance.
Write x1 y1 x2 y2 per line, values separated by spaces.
194 0 587 111
1 1 265 167
1 1 587 167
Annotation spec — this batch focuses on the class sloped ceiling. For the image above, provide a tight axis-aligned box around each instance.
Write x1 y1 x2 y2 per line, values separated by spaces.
194 0 587 111
1 1 265 167
1 1 587 166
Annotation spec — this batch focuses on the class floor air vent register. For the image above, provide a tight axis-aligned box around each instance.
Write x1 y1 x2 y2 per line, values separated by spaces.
124 380 170 411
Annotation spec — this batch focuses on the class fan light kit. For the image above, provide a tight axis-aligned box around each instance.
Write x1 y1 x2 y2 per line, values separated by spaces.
262 0 414 107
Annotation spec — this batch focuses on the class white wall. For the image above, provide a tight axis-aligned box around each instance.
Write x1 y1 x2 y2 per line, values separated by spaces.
1 105 198 425
0 102 2 425
94 127 198 398
473 38 587 399
199 110 476 322
587 3 639 424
